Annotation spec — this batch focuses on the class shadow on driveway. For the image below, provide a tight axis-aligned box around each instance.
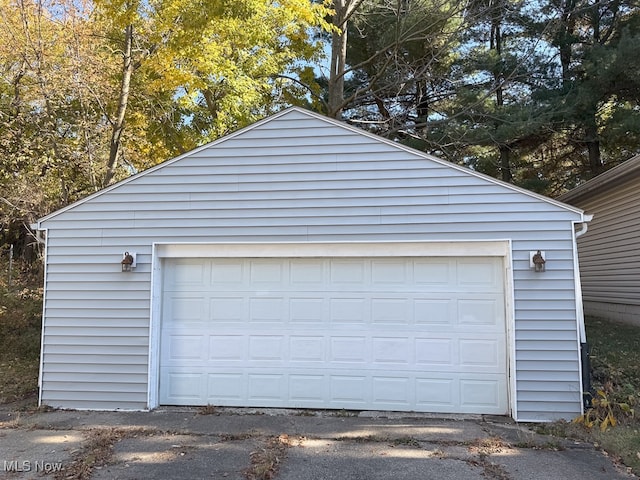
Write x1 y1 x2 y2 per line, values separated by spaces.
0 408 635 479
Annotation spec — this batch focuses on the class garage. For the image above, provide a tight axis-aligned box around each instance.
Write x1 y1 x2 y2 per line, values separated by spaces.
35 107 589 420
158 246 509 414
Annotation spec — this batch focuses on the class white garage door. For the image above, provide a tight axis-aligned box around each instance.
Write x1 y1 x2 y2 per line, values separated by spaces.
159 256 508 414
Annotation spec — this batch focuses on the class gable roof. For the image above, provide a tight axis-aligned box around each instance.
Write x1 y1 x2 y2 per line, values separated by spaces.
558 154 640 204
36 107 584 226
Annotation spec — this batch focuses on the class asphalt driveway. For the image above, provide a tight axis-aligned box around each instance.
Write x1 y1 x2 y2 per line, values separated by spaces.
0 407 635 479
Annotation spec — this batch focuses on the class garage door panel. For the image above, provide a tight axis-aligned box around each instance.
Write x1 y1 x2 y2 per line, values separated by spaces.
289 336 325 362
460 378 503 408
330 260 366 284
159 256 508 414
371 260 408 284
209 335 245 361
165 296 206 324
457 260 500 287
459 338 504 369
372 376 410 406
211 260 244 284
416 379 455 407
290 261 324 284
290 375 326 403
330 298 368 323
207 373 244 401
248 374 285 402
210 297 245 322
250 261 284 284
164 372 204 402
371 298 410 323
248 335 285 361
414 261 451 285
458 298 502 326
290 298 325 322
415 338 453 365
330 336 368 363
414 299 452 324
249 297 285 322
166 335 204 361
162 331 505 371
330 375 368 405
161 367 509 413
371 337 411 365
172 262 206 286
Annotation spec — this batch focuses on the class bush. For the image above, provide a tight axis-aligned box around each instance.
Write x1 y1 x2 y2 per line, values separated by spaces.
0 261 43 403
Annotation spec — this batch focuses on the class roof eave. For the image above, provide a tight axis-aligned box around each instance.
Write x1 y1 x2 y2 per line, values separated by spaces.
558 154 640 204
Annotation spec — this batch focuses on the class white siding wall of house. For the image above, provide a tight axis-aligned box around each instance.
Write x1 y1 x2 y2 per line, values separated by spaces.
37 109 586 421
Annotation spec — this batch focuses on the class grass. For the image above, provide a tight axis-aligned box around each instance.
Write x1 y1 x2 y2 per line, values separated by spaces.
587 316 640 404
582 316 640 474
0 263 42 405
536 315 640 475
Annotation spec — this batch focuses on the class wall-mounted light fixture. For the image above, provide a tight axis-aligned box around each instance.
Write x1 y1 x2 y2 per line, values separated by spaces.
530 250 546 273
121 252 136 272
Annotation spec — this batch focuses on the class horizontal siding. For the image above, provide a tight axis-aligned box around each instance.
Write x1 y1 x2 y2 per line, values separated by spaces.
570 178 640 307
517 370 579 381
42 382 148 393
518 380 580 391
517 360 577 371
577 224 640 245
43 345 148 355
517 391 580 402
517 350 577 361
43 334 148 345
44 362 149 374
38 108 583 419
43 212 578 230
514 289 576 301
45 298 148 310
44 354 147 364
48 227 564 244
79 190 545 207
56 203 567 222
41 390 147 402
520 404 582 422
44 313 149 323
37 400 147 410
43 372 144 383
583 301 640 324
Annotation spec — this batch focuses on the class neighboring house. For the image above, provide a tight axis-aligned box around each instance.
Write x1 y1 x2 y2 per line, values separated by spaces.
33 107 591 422
558 155 640 325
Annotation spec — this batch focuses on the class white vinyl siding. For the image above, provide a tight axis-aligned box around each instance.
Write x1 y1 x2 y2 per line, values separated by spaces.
38 108 584 420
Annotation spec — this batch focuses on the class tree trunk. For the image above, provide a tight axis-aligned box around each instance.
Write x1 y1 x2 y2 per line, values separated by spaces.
559 0 576 86
585 121 602 176
103 24 134 187
328 0 347 119
491 3 512 183
416 81 429 124
499 145 512 183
